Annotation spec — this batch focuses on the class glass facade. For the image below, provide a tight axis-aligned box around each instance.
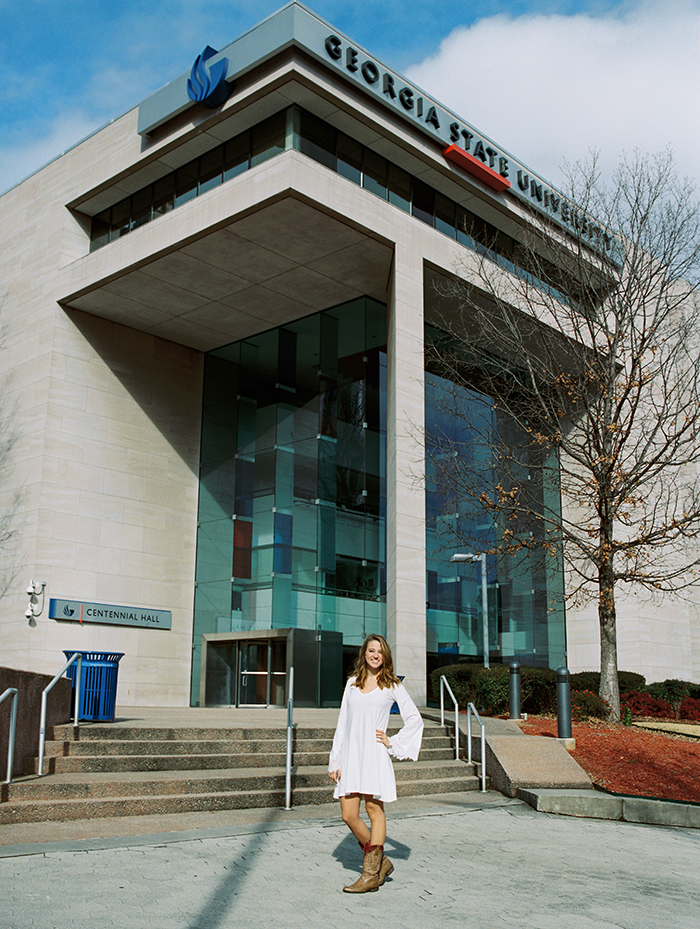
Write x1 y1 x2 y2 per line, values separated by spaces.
191 298 387 704
425 334 566 678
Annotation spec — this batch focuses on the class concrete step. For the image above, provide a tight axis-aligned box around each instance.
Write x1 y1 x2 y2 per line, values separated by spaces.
5 718 472 825
0 761 482 824
4 760 475 802
48 723 450 742
38 733 454 758
24 744 460 775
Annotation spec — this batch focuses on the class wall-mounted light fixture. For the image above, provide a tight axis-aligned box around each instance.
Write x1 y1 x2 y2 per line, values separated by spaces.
25 579 46 624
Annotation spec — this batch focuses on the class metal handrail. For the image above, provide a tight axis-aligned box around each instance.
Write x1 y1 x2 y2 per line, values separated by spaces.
38 653 82 776
284 666 295 810
466 702 487 793
1 688 19 784
439 675 460 761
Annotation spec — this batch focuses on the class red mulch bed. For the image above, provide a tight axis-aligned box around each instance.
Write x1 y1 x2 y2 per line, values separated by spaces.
519 717 700 803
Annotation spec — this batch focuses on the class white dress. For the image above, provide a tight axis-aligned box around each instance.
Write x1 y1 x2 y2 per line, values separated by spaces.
328 677 424 802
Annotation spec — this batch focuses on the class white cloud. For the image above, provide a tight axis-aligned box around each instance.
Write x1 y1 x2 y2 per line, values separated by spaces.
405 0 700 191
0 113 106 196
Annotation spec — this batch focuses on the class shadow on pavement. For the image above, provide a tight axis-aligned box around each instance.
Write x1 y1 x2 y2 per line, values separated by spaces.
186 805 287 929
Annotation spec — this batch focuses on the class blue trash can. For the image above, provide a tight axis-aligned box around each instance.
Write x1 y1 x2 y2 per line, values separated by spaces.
63 651 124 722
390 676 405 714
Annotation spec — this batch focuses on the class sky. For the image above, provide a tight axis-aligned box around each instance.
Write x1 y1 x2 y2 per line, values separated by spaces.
1 0 698 196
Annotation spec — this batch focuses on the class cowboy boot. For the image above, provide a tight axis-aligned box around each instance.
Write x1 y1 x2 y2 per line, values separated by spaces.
343 845 383 893
379 852 394 885
358 839 394 886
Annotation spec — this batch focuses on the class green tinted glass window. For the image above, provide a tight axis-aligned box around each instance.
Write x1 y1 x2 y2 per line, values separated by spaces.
412 179 434 225
337 133 362 185
199 148 224 194
224 132 250 180
299 110 337 170
251 112 285 167
131 187 152 229
363 149 388 199
192 299 388 704
388 164 410 212
91 210 111 250
153 175 175 216
435 193 455 238
175 162 198 207
111 197 131 237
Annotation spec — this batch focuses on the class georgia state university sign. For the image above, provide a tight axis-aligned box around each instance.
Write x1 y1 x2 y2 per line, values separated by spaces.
187 46 232 109
136 3 616 261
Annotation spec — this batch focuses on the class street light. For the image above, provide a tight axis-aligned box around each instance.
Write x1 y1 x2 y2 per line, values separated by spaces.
451 552 489 668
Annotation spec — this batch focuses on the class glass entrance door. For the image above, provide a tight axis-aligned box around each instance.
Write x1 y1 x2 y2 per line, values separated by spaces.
205 643 237 705
269 639 287 707
239 642 270 705
204 638 288 706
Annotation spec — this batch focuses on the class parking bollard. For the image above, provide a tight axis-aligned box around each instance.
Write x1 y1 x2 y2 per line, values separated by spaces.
557 667 572 740
509 662 521 719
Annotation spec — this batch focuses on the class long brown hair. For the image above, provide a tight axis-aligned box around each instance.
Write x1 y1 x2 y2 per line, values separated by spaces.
352 634 401 690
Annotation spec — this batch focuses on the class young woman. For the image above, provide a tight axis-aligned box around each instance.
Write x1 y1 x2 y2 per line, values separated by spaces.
328 634 423 893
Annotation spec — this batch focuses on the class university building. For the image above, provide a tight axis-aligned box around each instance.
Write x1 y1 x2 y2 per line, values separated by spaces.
2 2 697 708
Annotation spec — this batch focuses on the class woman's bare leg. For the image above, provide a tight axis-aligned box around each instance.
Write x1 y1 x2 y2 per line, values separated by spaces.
340 794 371 845
364 796 386 846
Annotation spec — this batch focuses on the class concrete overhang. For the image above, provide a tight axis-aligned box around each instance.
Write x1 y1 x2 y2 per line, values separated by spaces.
59 168 394 353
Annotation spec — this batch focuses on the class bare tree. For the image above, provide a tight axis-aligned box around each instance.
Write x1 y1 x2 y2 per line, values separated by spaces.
426 151 700 719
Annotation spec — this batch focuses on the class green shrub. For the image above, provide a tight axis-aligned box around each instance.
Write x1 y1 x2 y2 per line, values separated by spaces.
569 671 600 693
618 671 647 693
430 663 557 715
645 681 666 699
521 667 557 714
429 662 479 708
569 670 646 694
473 665 510 715
571 689 609 721
662 679 690 718
645 679 694 718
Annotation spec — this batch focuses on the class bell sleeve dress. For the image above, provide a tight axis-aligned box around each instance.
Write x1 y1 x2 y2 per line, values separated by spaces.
328 678 424 802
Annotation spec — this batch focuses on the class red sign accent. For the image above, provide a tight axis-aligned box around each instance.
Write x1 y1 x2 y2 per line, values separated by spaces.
443 144 510 192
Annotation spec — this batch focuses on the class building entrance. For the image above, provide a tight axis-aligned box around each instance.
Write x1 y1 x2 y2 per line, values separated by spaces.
239 640 286 706
199 628 343 708
204 638 287 707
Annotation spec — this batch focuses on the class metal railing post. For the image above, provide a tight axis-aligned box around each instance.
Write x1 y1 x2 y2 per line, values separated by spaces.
439 675 459 760
466 703 487 793
284 666 295 810
1 688 19 784
38 653 82 776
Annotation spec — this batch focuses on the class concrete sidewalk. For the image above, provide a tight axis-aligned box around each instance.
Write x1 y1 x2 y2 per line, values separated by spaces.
2 791 699 929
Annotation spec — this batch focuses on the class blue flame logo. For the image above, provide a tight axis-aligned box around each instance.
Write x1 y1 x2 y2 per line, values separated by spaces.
187 46 231 109
63 604 75 617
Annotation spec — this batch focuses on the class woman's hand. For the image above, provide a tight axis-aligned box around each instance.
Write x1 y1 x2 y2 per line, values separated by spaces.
329 768 341 783
376 729 391 748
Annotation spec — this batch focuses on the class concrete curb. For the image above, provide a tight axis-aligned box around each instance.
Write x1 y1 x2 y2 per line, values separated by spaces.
518 788 700 829
424 711 700 829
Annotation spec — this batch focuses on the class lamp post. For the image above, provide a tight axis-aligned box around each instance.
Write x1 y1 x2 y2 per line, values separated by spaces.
451 552 489 668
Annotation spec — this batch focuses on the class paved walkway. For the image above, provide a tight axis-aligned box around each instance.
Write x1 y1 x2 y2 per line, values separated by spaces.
2 792 699 929
3 705 700 928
